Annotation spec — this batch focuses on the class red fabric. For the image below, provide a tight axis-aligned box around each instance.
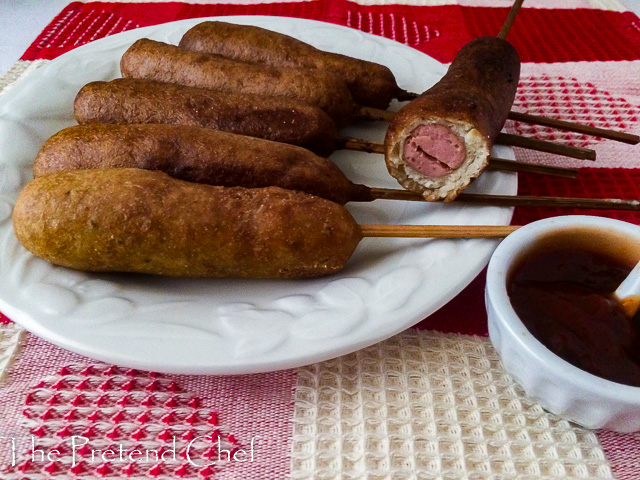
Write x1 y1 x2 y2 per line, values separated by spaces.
598 430 640 480
513 168 640 225
21 1 640 64
414 269 490 336
0 336 296 480
511 75 640 149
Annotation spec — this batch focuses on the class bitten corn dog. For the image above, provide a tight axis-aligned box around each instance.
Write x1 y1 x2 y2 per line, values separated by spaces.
385 37 520 201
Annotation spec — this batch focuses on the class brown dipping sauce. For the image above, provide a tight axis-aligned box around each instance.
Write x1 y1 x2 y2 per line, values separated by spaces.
507 227 640 387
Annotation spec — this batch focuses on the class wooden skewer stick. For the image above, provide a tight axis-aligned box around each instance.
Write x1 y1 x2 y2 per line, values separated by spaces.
367 187 640 211
496 133 596 160
358 106 396 122
339 136 586 174
395 89 419 102
340 136 386 154
486 158 578 179
360 224 520 238
456 193 640 210
497 0 526 40
368 188 441 201
357 106 638 147
508 111 640 145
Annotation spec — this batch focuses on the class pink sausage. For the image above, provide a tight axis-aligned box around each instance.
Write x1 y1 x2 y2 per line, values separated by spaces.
402 124 466 177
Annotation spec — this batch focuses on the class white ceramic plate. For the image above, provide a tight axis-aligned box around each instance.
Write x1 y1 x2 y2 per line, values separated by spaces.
0 16 516 374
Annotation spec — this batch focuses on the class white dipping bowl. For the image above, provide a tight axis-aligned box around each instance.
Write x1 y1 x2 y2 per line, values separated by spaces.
486 215 640 433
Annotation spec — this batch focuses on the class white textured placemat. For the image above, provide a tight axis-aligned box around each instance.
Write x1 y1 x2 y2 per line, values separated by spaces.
291 330 612 479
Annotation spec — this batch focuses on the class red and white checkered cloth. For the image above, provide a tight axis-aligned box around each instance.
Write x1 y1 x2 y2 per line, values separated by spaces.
1 1 640 478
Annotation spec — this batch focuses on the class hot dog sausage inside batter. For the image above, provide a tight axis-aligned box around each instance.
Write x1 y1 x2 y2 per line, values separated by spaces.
402 124 466 177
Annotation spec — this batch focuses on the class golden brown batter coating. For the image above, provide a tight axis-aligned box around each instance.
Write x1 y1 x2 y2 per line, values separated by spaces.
394 37 520 142
13 169 363 278
120 38 357 128
178 21 399 109
73 78 339 157
33 124 372 204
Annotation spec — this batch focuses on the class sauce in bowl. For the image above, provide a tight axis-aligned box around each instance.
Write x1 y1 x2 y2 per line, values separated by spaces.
507 227 640 387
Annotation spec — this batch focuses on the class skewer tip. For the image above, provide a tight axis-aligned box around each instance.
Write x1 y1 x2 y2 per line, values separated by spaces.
396 89 419 102
497 0 525 40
